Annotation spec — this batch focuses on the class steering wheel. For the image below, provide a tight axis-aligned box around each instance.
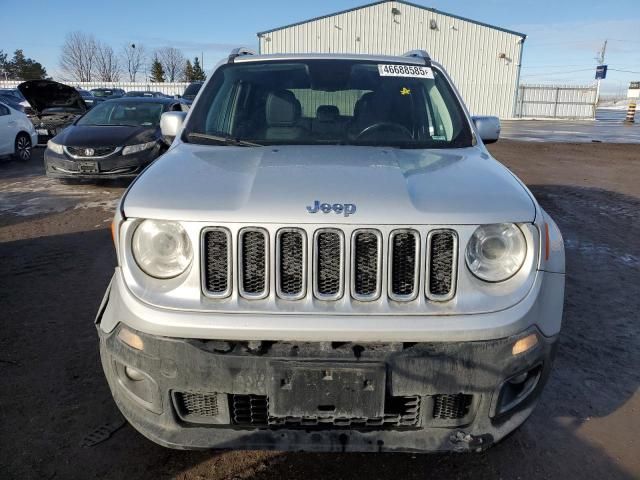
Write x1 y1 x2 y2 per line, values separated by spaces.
355 122 413 141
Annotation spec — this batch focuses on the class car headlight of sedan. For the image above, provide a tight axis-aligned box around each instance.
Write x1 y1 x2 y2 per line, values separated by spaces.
47 140 64 154
465 223 527 282
132 220 192 278
122 141 157 156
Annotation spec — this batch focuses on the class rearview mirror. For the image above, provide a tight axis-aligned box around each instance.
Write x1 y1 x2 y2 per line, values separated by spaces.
160 111 187 141
472 116 500 144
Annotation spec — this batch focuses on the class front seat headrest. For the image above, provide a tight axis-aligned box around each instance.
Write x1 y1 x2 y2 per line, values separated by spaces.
266 90 301 126
316 105 339 122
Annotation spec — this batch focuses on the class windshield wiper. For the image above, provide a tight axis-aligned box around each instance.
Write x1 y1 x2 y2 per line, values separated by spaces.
186 132 262 147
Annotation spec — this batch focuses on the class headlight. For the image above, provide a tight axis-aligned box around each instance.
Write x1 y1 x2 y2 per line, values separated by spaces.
47 140 64 154
122 141 157 155
131 220 192 278
465 223 526 282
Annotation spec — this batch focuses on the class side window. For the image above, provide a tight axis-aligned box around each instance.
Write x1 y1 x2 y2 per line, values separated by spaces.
0 104 10 116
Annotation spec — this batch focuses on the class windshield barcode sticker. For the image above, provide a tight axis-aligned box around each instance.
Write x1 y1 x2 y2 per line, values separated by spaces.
378 64 434 79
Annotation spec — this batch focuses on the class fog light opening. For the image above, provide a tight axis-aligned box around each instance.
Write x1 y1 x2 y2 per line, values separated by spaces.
512 333 538 356
124 366 145 382
496 365 543 416
118 327 144 351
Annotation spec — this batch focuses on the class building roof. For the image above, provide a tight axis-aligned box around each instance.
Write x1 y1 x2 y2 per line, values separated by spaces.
257 0 526 39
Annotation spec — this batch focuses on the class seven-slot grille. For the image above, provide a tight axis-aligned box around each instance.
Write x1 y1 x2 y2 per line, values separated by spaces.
201 227 457 302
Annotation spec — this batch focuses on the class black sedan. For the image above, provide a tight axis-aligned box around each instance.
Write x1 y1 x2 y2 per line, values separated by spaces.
44 97 187 180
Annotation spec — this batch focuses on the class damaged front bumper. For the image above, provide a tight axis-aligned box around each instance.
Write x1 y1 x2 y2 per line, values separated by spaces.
97 318 557 452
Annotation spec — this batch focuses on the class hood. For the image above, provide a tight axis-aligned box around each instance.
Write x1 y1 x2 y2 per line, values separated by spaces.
18 80 86 115
56 125 158 147
123 145 536 225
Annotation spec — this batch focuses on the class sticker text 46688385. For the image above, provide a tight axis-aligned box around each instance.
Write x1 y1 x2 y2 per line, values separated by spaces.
378 64 434 79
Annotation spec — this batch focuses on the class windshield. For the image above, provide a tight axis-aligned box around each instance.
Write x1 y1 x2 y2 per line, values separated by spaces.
76 101 164 127
183 82 203 99
184 60 472 148
91 90 114 98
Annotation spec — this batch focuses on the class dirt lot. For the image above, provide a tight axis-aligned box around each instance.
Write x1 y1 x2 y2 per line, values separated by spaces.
1 141 638 479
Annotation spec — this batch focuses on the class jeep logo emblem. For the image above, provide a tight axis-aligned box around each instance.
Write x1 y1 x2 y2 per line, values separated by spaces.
306 200 356 217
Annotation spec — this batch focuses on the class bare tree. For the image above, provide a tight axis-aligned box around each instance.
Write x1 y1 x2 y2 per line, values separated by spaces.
121 43 146 82
156 47 185 82
59 31 97 81
94 42 121 81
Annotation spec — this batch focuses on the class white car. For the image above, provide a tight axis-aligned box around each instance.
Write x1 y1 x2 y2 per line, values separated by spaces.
0 101 37 161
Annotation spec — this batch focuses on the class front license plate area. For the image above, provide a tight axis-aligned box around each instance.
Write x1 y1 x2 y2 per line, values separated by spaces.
78 161 98 173
36 128 48 135
268 362 386 418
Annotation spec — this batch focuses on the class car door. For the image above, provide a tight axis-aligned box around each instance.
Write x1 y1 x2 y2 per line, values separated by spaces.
0 102 15 155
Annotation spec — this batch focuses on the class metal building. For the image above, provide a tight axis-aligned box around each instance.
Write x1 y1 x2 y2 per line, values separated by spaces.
257 0 526 118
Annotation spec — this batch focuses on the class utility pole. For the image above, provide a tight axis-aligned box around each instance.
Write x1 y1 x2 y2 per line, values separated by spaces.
595 39 607 105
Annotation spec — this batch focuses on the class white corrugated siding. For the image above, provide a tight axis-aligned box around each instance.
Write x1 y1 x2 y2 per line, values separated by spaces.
259 1 523 118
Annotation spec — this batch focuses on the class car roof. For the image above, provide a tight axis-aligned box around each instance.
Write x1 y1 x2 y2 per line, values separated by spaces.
99 97 177 105
233 52 428 65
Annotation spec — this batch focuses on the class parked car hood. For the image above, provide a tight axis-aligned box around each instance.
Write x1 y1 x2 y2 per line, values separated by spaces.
55 125 158 147
18 80 86 115
123 144 536 225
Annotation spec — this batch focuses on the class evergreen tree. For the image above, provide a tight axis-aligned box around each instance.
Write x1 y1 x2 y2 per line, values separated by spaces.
192 57 206 81
183 59 194 82
4 49 47 80
150 56 165 82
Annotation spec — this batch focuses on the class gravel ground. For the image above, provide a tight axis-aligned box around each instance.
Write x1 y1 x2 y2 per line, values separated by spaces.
0 141 638 479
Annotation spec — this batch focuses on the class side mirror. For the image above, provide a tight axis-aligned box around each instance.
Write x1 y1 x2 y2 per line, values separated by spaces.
160 111 187 141
472 116 500 144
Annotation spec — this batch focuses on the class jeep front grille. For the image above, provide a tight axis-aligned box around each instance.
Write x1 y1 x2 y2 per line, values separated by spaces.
426 230 458 301
239 228 268 299
389 230 420 301
201 226 457 303
313 229 344 300
202 228 232 298
352 230 382 300
276 229 306 299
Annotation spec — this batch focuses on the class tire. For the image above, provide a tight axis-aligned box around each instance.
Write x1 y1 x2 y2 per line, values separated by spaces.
13 133 32 162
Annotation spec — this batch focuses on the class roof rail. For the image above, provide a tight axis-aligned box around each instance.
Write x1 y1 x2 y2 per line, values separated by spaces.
228 47 256 63
403 50 432 67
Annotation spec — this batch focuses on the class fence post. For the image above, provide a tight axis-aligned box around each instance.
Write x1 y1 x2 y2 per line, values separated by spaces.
553 87 559 118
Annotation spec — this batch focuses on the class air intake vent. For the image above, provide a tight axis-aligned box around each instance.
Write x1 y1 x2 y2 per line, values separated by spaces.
173 391 230 425
427 230 457 301
389 230 419 301
314 229 344 300
230 394 269 425
202 228 232 298
352 230 382 301
239 228 268 299
432 393 473 420
276 229 306 300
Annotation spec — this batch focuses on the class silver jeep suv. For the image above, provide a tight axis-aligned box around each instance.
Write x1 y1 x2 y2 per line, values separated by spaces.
96 49 565 453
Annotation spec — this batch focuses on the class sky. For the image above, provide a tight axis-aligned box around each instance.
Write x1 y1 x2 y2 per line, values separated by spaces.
2 0 639 95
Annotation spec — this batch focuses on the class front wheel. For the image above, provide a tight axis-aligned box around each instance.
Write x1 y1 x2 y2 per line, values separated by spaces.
13 133 32 162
